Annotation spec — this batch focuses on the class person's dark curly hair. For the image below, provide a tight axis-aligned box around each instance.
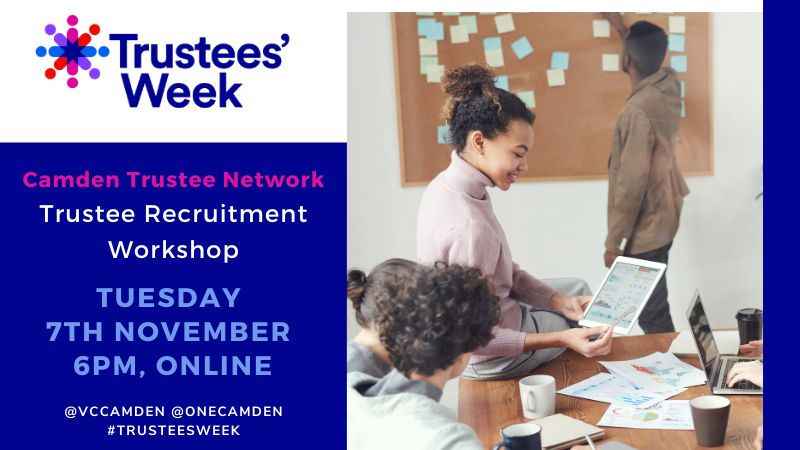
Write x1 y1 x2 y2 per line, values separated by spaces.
441 63 535 154
625 21 668 78
372 263 500 377
347 258 419 328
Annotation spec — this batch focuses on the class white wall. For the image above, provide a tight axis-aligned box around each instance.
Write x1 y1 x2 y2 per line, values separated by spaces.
347 13 763 341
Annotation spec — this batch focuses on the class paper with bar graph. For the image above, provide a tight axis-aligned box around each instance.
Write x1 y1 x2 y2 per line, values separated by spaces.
557 372 681 409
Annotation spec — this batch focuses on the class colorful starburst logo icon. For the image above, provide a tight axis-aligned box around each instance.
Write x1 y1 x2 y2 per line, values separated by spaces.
36 15 110 89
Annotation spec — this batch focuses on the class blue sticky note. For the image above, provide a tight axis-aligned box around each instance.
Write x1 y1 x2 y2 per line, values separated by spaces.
511 37 534 60
418 18 444 41
437 126 450 144
551 51 569 70
418 18 436 36
428 22 445 41
495 75 509 91
680 81 685 98
671 55 688 72
484 36 502 51
668 34 685 52
420 56 438 75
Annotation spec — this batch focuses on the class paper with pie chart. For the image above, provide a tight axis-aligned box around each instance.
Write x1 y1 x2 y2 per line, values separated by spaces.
599 352 707 394
557 372 678 409
598 401 694 430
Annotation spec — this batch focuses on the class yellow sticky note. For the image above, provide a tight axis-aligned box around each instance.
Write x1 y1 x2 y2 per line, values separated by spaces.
485 49 505 67
426 64 445 83
547 69 565 87
495 14 515 34
593 20 610 38
602 54 620 72
669 16 686 33
450 24 469 44
418 38 437 56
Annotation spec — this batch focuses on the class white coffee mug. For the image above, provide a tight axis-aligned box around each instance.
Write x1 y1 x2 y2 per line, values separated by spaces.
519 375 556 419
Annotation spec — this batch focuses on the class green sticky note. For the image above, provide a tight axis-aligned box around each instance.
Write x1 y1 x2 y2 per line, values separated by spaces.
420 56 438 75
459 15 478 34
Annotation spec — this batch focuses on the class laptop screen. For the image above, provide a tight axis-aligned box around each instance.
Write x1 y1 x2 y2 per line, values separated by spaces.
687 292 720 380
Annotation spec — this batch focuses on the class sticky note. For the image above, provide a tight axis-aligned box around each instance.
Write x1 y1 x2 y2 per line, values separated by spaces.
418 18 436 36
437 126 449 144
419 38 437 56
593 20 611 38
459 15 478 34
551 51 570 70
450 24 469 44
495 75 509 91
485 49 505 67
484 36 502 51
511 37 534 59
681 100 686 118
680 81 685 98
517 90 536 108
671 55 687 72
668 34 685 52
602 54 620 72
669 16 686 33
420 56 439 75
443 12 460 16
416 12 434 16
480 12 496 15
428 22 445 41
547 69 565 87
495 14 515 34
426 64 445 83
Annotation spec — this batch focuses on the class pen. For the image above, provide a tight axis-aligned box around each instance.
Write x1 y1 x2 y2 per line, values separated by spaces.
597 307 636 339
584 434 597 450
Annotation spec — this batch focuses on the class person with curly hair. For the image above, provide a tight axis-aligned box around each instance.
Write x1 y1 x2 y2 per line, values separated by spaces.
346 258 419 377
347 262 500 450
417 63 612 380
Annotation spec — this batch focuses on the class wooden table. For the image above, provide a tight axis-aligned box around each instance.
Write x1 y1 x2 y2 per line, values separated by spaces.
459 332 762 449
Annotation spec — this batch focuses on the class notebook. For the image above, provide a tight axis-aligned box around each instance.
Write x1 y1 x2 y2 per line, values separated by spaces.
528 413 605 450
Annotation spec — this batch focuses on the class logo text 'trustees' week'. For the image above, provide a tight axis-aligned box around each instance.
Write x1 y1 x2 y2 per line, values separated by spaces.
108 33 290 108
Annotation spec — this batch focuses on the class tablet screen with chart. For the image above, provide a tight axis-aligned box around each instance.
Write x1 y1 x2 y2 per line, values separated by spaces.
581 258 666 333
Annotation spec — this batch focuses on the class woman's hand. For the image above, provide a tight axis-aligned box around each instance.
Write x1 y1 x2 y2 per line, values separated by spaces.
739 340 763 357
726 360 763 388
560 326 613 358
550 293 591 321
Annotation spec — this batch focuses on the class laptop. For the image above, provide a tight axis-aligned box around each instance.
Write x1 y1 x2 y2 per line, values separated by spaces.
686 290 762 395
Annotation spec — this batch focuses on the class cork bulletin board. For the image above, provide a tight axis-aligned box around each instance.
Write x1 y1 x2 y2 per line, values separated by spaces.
392 12 713 186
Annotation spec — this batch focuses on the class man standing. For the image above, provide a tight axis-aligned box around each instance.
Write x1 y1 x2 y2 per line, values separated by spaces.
602 15 689 333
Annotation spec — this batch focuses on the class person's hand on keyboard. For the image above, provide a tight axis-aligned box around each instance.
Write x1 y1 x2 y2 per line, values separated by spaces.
726 360 763 388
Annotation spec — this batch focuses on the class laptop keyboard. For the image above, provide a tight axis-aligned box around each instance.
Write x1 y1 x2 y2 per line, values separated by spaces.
720 359 761 391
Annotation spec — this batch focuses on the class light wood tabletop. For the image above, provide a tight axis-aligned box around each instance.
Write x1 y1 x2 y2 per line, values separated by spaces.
459 332 762 449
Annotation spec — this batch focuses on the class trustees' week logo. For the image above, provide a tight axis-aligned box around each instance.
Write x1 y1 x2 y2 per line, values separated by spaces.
36 15 110 88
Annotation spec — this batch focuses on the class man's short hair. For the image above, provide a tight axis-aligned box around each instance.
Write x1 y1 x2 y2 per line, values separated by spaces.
625 21 668 78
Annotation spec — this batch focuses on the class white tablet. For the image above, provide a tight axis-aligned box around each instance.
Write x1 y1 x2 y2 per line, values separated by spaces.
578 256 667 335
